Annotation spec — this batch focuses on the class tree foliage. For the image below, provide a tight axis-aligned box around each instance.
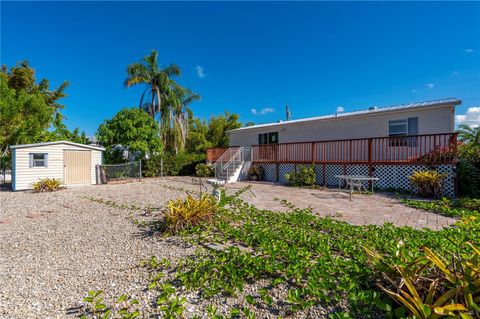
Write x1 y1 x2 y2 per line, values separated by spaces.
96 108 162 163
0 61 85 157
185 111 241 153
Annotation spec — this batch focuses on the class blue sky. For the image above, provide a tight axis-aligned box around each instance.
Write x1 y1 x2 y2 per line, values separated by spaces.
2 1 480 135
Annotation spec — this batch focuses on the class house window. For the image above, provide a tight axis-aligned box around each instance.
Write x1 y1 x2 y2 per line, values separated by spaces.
29 153 48 167
389 117 418 146
259 132 278 145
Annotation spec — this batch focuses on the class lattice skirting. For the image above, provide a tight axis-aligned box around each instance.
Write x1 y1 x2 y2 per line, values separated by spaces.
251 163 456 197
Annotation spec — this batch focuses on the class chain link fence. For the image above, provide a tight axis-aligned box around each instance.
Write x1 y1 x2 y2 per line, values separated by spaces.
97 160 142 184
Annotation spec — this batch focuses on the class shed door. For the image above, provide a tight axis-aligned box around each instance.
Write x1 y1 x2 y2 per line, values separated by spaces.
64 150 91 185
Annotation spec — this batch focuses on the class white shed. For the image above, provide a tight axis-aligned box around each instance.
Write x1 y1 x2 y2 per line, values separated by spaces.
10 141 104 191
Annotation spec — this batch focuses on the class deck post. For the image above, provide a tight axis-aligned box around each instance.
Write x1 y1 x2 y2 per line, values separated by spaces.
368 138 373 188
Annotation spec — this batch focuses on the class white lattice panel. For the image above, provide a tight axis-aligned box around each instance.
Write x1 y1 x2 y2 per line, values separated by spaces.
255 162 455 197
260 163 277 182
278 163 296 184
325 165 343 186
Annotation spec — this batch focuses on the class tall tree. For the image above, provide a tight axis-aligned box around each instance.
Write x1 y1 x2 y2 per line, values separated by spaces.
124 50 180 146
169 85 200 153
96 108 162 163
0 61 84 156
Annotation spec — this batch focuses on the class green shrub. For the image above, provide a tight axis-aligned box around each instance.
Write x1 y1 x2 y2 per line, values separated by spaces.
165 193 216 234
143 151 205 177
195 163 213 177
247 165 265 181
32 178 62 192
285 164 316 186
457 159 480 198
409 170 446 198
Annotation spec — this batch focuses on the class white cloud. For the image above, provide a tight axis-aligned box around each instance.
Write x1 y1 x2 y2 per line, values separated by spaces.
195 65 205 78
456 107 480 128
426 83 435 89
336 106 345 113
465 48 475 53
251 107 275 115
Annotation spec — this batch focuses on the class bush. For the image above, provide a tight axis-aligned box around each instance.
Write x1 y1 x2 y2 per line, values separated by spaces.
457 159 480 198
165 193 216 234
409 170 446 198
285 164 316 187
248 165 265 181
32 178 62 192
143 151 205 177
195 163 213 177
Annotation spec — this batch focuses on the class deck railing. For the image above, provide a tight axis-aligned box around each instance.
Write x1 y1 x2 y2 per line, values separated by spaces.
206 147 230 163
252 133 458 165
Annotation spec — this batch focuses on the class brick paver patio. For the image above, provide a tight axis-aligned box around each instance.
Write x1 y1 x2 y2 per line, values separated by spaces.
225 181 455 230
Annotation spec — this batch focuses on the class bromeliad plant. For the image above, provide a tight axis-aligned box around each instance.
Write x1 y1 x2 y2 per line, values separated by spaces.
365 243 480 319
32 178 62 192
409 171 446 198
164 193 216 234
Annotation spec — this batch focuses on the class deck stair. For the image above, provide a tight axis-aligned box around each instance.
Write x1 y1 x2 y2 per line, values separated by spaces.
212 147 251 183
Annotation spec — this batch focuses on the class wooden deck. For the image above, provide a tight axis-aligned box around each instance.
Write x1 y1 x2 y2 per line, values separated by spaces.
251 133 457 165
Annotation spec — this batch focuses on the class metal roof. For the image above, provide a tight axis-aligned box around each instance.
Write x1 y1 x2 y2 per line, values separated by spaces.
228 98 461 132
10 141 105 151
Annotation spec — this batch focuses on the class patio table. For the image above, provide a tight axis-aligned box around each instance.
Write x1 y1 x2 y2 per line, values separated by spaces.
334 175 379 199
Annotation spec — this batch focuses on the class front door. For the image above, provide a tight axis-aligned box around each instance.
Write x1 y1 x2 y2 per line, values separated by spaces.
64 150 91 185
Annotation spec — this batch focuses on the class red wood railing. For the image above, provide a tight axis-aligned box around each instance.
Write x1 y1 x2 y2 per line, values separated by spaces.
252 133 458 165
206 147 229 163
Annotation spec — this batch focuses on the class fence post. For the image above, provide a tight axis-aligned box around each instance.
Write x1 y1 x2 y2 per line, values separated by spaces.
139 159 142 181
95 164 99 184
160 157 163 179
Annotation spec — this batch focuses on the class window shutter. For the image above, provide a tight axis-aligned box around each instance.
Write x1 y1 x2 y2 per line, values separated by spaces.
408 117 418 135
29 154 33 168
44 153 48 167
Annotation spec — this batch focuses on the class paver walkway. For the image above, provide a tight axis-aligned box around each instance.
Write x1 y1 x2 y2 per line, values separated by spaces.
225 181 455 230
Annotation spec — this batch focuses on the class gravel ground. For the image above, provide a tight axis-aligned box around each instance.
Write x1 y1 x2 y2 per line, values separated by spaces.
0 177 343 318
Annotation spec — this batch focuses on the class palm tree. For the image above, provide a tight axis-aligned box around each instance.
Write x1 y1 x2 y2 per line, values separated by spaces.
458 124 480 145
168 85 200 153
124 50 180 145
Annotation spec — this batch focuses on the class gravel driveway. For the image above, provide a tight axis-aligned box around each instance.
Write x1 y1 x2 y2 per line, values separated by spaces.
0 178 200 319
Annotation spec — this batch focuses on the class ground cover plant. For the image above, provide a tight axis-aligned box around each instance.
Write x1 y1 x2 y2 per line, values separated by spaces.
80 189 480 318
403 197 480 217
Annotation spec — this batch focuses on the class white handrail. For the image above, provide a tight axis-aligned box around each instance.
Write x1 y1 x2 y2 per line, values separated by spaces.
222 147 243 170
213 146 251 181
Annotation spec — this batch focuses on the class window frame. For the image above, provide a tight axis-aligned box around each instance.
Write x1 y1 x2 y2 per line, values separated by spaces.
29 153 48 168
258 132 279 145
388 117 418 147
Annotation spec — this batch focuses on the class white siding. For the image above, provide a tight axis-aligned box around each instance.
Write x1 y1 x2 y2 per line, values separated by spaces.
229 106 454 146
13 143 103 191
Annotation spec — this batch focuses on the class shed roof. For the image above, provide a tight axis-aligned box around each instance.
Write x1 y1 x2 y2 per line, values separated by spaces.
228 98 461 133
10 141 105 151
